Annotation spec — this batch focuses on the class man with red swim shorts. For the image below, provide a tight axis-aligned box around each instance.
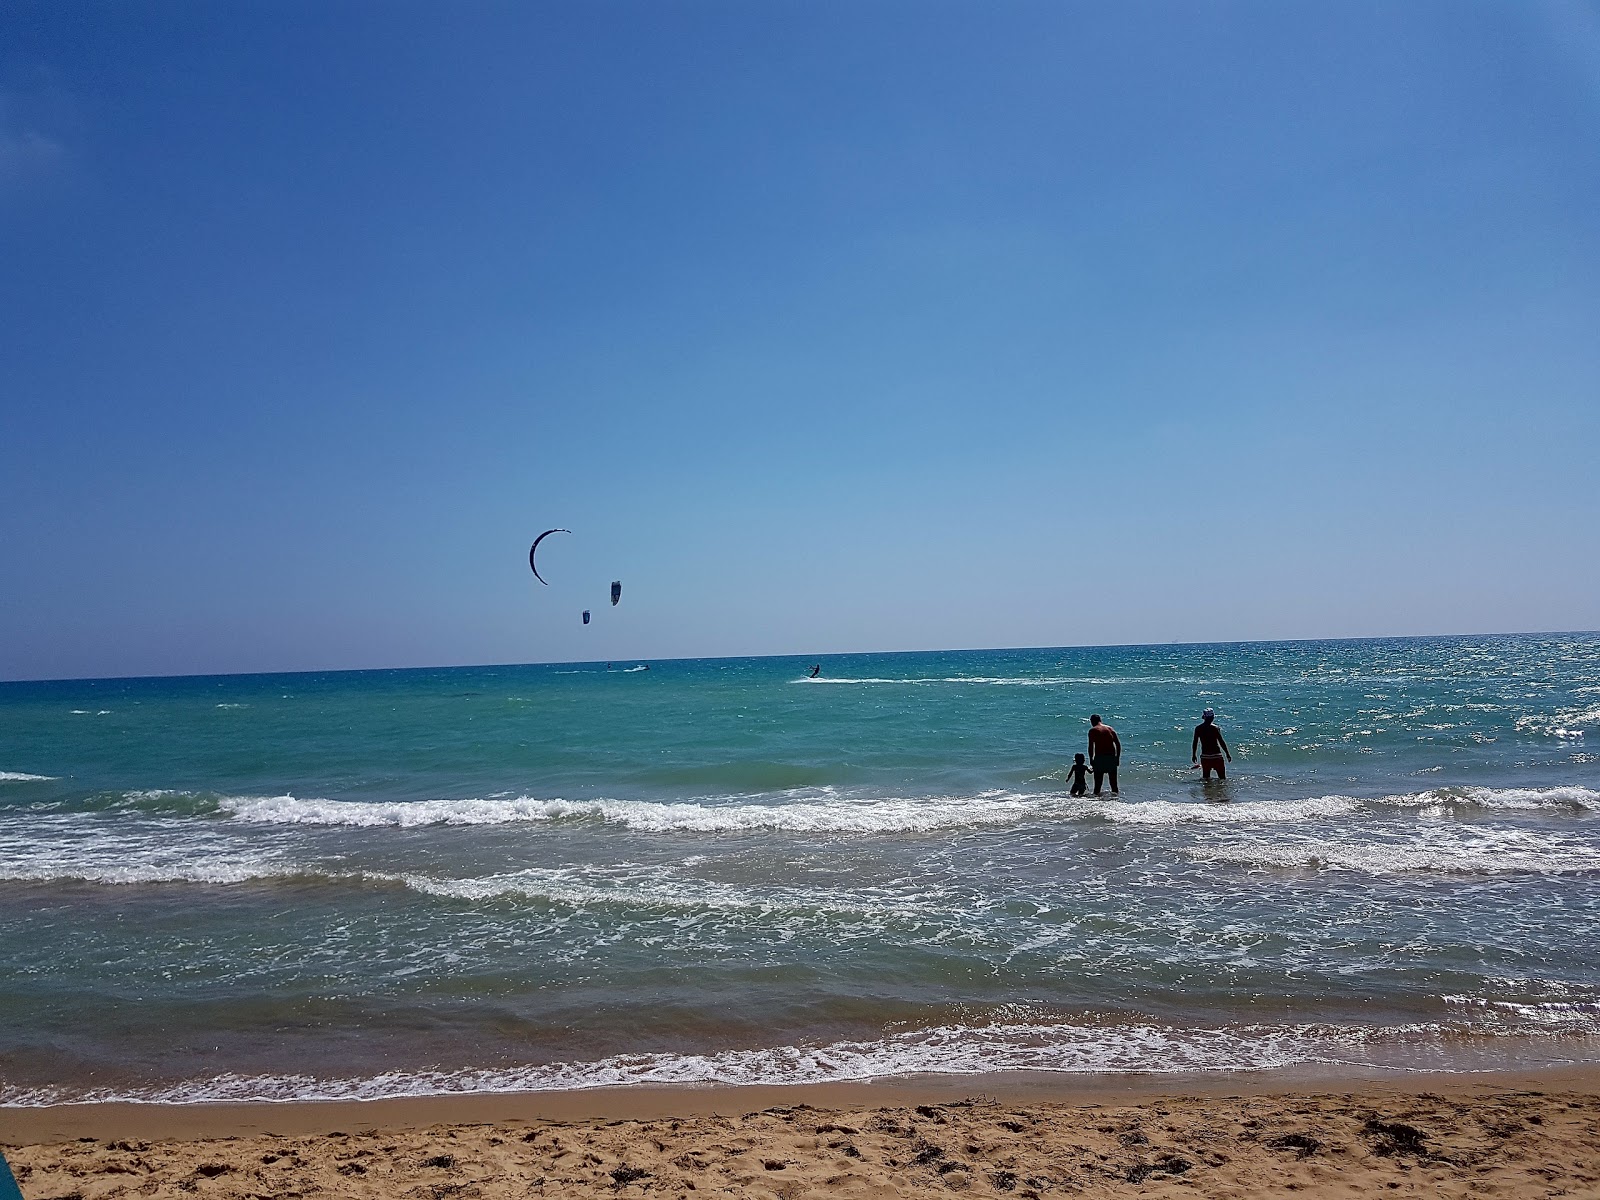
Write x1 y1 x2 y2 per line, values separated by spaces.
1087 714 1121 795
1191 708 1232 780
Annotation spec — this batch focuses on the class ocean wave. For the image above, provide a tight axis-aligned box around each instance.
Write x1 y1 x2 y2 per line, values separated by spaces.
15 1009 1588 1106
0 827 289 886
1516 705 1600 738
37 783 1600 833
1189 827 1600 876
1444 996 1600 1032
1397 785 1600 813
397 866 916 918
1084 795 1361 825
1085 785 1600 827
0 1020 1370 1106
0 771 55 782
218 790 1050 833
114 789 226 816
0 860 294 886
0 848 918 921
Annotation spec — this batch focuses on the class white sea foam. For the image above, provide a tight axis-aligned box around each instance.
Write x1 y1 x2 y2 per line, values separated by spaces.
1190 827 1600 876
1444 996 1600 1031
157 784 1600 835
1090 786 1600 827
0 845 914 921
0 1020 1367 1106
396 865 916 918
0 823 288 886
218 790 1051 833
1397 785 1600 813
0 859 291 886
0 771 55 782
1517 705 1600 737
1087 795 1362 825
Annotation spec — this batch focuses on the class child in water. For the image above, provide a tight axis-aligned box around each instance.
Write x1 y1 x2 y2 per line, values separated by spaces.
1067 753 1089 797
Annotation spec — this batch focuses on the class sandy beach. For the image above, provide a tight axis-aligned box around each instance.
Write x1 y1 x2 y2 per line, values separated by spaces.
5 1068 1598 1199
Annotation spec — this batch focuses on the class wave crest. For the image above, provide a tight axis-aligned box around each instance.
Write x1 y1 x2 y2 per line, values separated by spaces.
0 1020 1359 1106
218 790 1049 833
1190 826 1600 876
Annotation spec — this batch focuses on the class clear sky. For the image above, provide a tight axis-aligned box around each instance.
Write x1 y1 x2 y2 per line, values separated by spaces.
3 2 1598 680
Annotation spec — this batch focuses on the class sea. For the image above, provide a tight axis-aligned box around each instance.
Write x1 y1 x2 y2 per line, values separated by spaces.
2 634 1598 1106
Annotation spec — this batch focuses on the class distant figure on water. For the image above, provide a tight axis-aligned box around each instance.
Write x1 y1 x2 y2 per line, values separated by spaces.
1067 752 1089 797
1192 708 1232 780
809 664 821 678
1088 714 1121 795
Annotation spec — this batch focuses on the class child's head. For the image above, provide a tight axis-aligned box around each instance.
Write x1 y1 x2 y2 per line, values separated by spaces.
1074 753 1086 764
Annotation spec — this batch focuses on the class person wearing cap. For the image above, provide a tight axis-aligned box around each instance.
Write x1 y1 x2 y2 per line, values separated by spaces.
1192 709 1232 780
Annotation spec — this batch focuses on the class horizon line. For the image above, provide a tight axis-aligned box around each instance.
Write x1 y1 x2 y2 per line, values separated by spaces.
3 627 1596 687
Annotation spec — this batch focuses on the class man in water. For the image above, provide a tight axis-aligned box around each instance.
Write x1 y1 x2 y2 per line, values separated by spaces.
1088 714 1121 795
809 664 821 678
1191 708 1232 780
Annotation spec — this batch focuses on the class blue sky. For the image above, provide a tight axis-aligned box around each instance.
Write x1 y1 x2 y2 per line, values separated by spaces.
3 2 1598 679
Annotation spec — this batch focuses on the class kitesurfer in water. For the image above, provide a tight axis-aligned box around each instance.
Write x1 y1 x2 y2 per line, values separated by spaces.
1088 714 1121 795
1192 708 1232 780
809 664 821 678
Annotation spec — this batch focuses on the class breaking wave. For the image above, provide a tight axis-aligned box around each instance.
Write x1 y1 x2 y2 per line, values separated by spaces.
0 1019 1379 1106
1517 705 1600 739
217 790 1051 833
0 771 55 782
1082 785 1600 826
0 824 290 886
1189 826 1600 876
21 783 1598 834
1407 785 1600 813
1086 795 1361 825
396 865 918 918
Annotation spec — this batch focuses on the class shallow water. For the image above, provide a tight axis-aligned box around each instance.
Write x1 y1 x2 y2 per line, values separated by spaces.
2 634 1598 1103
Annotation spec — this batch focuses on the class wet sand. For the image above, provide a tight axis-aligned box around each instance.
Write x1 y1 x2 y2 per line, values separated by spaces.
4 1067 1599 1198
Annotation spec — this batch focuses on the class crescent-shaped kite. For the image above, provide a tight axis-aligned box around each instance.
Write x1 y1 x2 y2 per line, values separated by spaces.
528 528 570 585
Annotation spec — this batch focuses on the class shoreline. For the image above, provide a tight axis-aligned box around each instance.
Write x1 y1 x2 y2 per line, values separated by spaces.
6 1062 1600 1144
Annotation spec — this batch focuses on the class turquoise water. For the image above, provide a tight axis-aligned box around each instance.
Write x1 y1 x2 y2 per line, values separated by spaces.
2 634 1598 1103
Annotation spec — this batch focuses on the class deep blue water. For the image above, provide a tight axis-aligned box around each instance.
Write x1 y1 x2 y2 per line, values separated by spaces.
2 634 1598 1103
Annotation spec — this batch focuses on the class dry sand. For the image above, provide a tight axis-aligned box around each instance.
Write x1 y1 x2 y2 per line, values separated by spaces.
4 1072 1599 1199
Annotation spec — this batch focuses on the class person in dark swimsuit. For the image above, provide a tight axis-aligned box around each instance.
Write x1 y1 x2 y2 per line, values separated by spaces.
809 665 821 678
1067 752 1089 797
1191 708 1232 780
1087 714 1121 795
